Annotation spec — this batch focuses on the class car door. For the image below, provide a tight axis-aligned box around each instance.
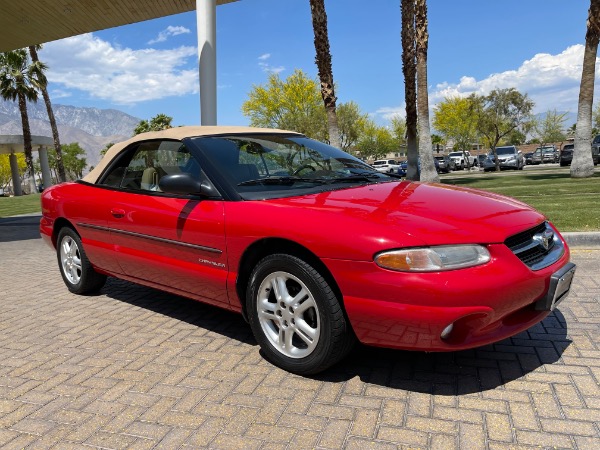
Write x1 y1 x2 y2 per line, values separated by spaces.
98 139 229 308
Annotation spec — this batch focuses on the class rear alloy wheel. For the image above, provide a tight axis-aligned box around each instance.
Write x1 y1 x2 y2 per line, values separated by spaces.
247 254 354 375
57 227 106 294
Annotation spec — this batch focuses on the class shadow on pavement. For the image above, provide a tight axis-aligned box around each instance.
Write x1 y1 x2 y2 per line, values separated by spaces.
101 277 257 346
317 310 570 393
0 214 42 242
99 276 570 393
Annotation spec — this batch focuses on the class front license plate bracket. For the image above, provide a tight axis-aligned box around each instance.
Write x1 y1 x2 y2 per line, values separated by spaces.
535 263 576 311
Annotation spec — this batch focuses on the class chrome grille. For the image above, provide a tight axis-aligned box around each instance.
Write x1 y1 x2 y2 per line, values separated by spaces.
505 222 564 270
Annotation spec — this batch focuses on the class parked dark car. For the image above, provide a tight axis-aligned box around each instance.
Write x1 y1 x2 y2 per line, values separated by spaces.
434 155 455 173
560 142 600 166
400 157 440 174
524 152 534 165
477 154 487 167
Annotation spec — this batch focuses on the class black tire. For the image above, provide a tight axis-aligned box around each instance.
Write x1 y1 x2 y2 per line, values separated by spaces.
247 254 355 375
56 227 107 294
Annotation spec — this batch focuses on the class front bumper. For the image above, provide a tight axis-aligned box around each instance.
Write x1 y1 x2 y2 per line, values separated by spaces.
323 241 572 352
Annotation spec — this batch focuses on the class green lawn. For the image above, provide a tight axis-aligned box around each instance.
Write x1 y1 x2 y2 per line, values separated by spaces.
0 193 42 218
442 172 600 231
1 171 598 231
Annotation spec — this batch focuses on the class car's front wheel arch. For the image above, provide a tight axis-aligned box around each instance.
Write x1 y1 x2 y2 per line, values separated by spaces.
236 238 348 324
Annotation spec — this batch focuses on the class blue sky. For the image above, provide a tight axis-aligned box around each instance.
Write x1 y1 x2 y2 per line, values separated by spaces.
40 0 593 127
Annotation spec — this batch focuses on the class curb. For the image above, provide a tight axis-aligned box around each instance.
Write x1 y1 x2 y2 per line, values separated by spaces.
562 232 600 248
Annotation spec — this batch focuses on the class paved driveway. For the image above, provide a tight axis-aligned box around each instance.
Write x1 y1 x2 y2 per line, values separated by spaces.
0 216 598 449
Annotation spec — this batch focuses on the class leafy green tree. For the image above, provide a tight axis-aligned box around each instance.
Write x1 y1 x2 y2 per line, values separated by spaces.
0 48 46 193
134 113 173 135
355 120 397 160
390 116 407 151
573 0 600 178
309 0 341 149
0 154 26 190
336 101 368 152
471 88 534 171
532 109 567 147
504 129 527 146
29 44 66 183
433 96 478 156
242 69 327 142
100 142 115 158
42 143 87 180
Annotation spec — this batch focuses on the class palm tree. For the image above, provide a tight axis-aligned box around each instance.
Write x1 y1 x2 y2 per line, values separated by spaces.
415 0 438 182
0 49 46 193
572 0 600 178
309 0 341 149
401 0 419 181
29 45 66 183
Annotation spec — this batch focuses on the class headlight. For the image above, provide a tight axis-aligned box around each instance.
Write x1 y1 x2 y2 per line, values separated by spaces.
375 245 491 272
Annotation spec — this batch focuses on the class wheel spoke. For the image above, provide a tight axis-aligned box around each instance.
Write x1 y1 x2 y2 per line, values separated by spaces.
283 327 294 352
291 288 309 307
271 276 289 302
295 319 317 343
294 295 315 315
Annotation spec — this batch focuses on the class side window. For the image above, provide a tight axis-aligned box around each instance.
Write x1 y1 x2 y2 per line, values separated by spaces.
99 140 200 192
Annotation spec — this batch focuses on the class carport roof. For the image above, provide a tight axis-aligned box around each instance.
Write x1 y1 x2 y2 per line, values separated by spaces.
0 135 54 155
0 0 238 52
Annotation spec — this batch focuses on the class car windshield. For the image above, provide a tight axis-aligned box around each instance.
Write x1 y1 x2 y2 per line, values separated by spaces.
448 152 462 157
373 161 387 165
495 147 515 155
190 134 398 200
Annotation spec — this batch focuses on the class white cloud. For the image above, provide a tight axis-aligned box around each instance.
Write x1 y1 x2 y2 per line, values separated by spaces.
41 34 198 104
429 44 594 113
375 106 405 121
257 53 285 74
148 25 191 45
376 45 599 123
49 89 71 99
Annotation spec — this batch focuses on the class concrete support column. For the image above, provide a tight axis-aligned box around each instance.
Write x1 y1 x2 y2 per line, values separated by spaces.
38 147 52 189
197 0 217 125
9 152 22 196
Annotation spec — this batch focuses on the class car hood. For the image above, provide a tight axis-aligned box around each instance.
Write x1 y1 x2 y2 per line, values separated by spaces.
230 181 546 260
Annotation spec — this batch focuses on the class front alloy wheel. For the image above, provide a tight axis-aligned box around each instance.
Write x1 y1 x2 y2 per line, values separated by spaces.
256 271 321 359
247 254 355 375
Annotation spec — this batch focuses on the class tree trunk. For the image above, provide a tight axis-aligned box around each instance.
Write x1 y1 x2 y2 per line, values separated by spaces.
29 45 66 183
18 92 37 194
401 0 419 181
572 0 600 178
309 0 341 149
415 0 438 182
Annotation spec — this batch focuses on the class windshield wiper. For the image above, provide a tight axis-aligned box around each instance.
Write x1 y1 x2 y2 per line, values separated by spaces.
329 174 383 183
238 176 327 186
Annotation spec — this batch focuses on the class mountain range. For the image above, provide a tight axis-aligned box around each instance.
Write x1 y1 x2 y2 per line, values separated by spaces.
0 99 140 168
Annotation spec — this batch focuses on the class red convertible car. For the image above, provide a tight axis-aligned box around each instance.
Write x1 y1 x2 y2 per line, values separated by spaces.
40 126 575 374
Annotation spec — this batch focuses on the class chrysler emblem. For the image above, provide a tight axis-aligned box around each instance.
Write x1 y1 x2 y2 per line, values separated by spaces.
533 229 554 250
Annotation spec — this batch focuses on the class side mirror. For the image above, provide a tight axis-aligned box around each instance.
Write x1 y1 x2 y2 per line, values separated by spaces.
159 173 210 196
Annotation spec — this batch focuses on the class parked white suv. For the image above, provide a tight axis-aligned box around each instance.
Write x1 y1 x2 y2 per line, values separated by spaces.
372 159 401 173
448 151 477 169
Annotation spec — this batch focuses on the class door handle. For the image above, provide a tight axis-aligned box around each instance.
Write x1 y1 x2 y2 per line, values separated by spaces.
111 209 125 218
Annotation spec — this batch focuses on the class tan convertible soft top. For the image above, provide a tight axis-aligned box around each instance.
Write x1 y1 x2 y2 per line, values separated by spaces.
83 125 301 184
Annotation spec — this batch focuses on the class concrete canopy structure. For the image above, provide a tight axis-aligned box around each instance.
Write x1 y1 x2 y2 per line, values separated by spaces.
1 0 239 194
0 1 237 53
0 135 54 196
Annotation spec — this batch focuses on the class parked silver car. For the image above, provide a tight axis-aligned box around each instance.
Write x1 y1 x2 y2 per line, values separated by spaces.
482 146 524 171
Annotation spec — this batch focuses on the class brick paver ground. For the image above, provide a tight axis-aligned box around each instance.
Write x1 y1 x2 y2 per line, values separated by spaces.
0 215 598 449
